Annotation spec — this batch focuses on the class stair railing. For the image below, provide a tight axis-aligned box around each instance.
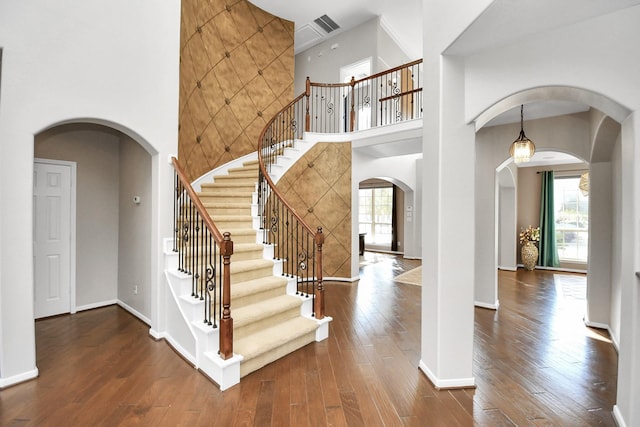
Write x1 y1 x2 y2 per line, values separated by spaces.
257 59 422 320
257 94 326 319
171 157 234 360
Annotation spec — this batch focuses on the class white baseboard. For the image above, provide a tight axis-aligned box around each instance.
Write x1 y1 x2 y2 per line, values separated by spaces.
584 319 609 330
583 319 619 352
610 332 620 352
117 300 151 325
162 332 197 367
0 368 39 389
76 299 118 312
325 276 359 282
517 264 587 274
148 328 162 340
475 300 499 310
418 360 475 389
498 265 517 271
612 405 627 427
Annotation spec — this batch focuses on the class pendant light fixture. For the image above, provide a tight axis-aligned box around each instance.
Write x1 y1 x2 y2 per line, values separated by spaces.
579 172 589 196
509 104 536 164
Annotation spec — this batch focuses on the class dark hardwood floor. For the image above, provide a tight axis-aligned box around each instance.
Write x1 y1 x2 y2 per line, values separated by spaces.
1 253 618 426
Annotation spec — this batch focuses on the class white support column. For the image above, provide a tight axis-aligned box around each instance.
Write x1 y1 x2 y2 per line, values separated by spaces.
0 130 38 388
420 54 475 388
585 161 612 328
613 111 640 427
474 135 500 309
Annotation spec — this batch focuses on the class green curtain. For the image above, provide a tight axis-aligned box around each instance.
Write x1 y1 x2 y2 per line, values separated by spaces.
539 171 560 267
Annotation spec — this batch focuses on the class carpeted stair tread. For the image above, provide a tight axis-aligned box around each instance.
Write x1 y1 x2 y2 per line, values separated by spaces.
215 172 257 179
231 243 265 261
220 228 258 244
234 316 318 361
230 258 273 273
231 275 287 300
233 242 265 253
198 191 252 197
199 182 255 192
210 217 254 230
201 203 251 216
233 294 301 329
228 166 258 174
210 215 253 221
202 201 250 208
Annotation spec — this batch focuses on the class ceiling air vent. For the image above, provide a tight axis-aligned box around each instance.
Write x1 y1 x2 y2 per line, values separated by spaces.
313 14 340 34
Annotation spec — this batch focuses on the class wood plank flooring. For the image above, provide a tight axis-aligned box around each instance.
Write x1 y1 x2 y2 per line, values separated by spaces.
1 253 618 426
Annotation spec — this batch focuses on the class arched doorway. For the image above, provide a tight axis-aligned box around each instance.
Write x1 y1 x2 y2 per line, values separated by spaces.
474 91 626 337
33 122 154 324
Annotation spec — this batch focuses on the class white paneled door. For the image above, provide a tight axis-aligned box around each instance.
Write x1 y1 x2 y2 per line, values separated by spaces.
34 160 74 319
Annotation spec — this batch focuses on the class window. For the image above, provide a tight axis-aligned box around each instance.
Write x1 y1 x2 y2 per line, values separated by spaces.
359 187 393 246
554 175 589 262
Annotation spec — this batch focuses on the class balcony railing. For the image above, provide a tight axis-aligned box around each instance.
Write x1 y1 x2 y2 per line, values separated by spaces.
307 59 423 133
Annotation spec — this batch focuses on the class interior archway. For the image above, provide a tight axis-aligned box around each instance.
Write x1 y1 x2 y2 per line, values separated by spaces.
33 121 154 335
357 177 411 255
474 87 629 389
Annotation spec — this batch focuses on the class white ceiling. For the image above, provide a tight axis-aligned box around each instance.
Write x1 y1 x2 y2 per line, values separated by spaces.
484 101 590 127
444 0 640 56
248 0 423 58
248 0 635 167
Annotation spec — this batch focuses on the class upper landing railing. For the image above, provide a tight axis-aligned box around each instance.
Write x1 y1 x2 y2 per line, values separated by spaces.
257 59 423 319
307 59 423 133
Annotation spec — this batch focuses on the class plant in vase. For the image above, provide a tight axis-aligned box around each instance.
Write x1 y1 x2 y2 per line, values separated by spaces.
519 225 540 270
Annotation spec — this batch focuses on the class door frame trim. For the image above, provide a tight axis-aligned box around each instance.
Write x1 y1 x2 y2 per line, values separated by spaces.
34 158 77 315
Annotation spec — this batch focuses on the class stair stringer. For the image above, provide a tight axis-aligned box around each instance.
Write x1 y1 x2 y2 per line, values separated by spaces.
162 242 243 391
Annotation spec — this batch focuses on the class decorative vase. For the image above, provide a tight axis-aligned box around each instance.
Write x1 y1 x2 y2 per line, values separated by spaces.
521 241 538 271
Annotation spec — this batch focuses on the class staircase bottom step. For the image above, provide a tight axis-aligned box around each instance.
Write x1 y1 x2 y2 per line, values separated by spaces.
236 316 318 378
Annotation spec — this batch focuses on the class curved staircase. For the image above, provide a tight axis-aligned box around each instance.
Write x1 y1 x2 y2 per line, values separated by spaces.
164 158 330 389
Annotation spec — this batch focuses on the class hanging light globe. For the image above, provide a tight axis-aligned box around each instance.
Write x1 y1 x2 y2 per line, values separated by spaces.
509 104 536 164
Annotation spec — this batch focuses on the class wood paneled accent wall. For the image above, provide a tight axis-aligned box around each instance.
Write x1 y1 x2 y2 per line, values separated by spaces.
179 0 295 182
276 142 352 278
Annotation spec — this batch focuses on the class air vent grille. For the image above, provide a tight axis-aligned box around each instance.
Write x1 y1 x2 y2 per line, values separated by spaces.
314 14 340 34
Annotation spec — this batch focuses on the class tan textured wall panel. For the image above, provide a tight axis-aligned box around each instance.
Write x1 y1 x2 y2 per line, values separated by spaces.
179 0 295 181
277 142 352 278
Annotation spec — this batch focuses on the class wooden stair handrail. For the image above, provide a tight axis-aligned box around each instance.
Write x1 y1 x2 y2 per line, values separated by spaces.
172 156 225 244
353 58 423 86
379 87 423 103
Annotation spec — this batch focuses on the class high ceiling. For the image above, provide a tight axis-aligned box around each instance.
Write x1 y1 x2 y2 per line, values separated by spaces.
248 0 423 58
249 0 640 59
248 0 639 167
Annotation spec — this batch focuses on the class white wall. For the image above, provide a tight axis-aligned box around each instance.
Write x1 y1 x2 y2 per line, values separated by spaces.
497 167 517 270
35 125 121 309
294 17 409 94
610 135 623 347
376 23 411 71
465 7 640 122
352 152 422 277
118 136 152 321
0 0 180 386
458 4 640 425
